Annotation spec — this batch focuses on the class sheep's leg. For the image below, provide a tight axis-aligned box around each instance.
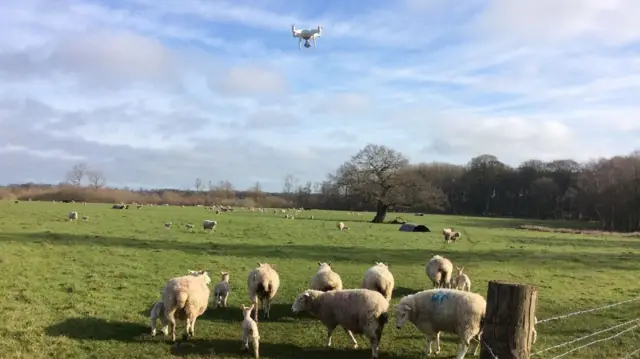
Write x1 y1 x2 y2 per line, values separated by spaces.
212 294 219 309
264 298 271 319
252 336 260 359
469 335 480 356
434 332 441 354
223 293 229 308
241 334 249 351
183 317 191 339
325 324 337 347
250 296 259 321
166 310 177 342
343 327 359 349
455 340 470 359
150 316 157 336
189 316 197 337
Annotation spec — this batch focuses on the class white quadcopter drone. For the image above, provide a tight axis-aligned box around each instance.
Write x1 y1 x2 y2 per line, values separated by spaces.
291 24 323 49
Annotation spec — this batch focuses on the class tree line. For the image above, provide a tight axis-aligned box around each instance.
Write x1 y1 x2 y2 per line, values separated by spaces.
2 144 639 232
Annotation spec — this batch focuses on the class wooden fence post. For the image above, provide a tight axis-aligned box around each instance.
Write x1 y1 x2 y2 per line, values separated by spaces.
480 280 538 359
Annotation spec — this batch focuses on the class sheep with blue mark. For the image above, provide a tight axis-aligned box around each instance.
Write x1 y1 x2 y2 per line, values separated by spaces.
395 288 486 359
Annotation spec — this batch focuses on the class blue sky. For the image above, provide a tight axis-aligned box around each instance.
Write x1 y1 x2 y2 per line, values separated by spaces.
1 0 640 191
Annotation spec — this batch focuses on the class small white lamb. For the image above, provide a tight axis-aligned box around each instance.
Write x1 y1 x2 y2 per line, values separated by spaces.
240 303 260 358
212 271 231 308
68 211 78 221
452 266 471 292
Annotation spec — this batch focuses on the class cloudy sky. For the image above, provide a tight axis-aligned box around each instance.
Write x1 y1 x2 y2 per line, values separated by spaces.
1 0 640 191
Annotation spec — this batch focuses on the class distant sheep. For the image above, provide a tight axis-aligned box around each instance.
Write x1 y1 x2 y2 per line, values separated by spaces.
337 222 349 231
241 303 260 359
395 289 486 358
185 223 194 230
203 220 217 232
361 262 395 302
247 262 280 321
81 216 89 221
426 255 453 289
452 266 471 292
291 289 389 359
112 204 128 209
164 222 172 229
68 211 78 221
162 269 212 341
212 271 230 308
310 262 343 292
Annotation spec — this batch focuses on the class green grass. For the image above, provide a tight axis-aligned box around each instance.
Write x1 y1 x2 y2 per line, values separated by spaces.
0 201 639 359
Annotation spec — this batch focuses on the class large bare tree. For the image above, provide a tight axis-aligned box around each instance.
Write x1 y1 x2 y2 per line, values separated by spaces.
194 177 204 191
86 170 106 188
334 144 409 223
65 163 88 187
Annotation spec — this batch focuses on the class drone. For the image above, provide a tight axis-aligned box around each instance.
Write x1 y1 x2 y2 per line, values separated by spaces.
291 24 323 49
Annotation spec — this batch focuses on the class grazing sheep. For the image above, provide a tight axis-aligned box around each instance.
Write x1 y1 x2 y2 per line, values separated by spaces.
185 223 194 230
291 289 390 359
337 222 345 231
164 222 172 229
361 262 395 302
452 266 471 292
240 303 260 358
81 216 89 221
450 231 462 242
212 271 231 308
426 255 453 289
247 262 280 321
311 215 314 220
203 220 217 231
162 269 211 341
68 211 78 221
395 289 486 359
310 262 343 292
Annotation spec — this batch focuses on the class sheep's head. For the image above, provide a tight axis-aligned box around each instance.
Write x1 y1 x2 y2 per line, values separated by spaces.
241 303 254 318
291 290 319 313
374 261 389 268
220 271 230 281
317 261 332 270
456 266 464 275
188 269 212 285
395 301 412 329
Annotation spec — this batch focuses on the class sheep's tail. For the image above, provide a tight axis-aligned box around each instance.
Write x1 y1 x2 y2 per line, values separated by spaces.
174 291 188 310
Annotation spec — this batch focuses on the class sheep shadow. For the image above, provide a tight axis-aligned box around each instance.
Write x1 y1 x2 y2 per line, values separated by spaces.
170 338 416 358
203 303 305 323
45 317 149 342
392 287 417 299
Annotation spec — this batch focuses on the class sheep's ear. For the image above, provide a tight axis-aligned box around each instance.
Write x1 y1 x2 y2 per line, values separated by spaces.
221 271 225 275
257 262 262 266
384 262 389 267
328 261 331 266
459 267 464 272
317 261 322 266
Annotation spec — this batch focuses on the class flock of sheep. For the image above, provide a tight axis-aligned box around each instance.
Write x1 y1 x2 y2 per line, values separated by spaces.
147 253 493 359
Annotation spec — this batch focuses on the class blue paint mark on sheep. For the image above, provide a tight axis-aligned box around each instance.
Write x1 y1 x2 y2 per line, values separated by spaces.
431 291 449 304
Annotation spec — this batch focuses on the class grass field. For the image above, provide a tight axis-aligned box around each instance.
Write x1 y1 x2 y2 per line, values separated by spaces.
0 201 639 359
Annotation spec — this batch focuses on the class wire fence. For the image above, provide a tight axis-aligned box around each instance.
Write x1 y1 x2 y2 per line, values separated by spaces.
529 295 640 358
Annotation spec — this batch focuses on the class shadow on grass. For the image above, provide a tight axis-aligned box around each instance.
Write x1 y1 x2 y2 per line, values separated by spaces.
1 232 638 271
452 217 601 231
392 287 419 299
202 303 305 323
45 317 149 342
169 338 417 359
510 237 640 250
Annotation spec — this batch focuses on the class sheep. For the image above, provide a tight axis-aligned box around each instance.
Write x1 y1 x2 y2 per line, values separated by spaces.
150 297 188 337
311 215 314 220
450 231 462 242
395 289 486 359
240 303 260 358
426 254 453 289
247 262 280 321
291 289 390 359
212 271 230 308
162 269 211 341
68 211 78 221
452 266 471 292
81 216 89 221
164 222 172 229
310 262 343 292
203 219 217 232
337 222 345 231
361 262 395 302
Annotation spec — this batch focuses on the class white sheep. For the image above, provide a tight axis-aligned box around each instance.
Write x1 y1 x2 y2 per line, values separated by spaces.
337 222 345 231
162 269 211 341
395 289 486 359
361 262 395 302
446 231 462 243
185 223 194 229
247 262 280 321
452 266 471 292
426 254 453 288
291 289 390 359
68 211 78 221
203 219 217 232
310 262 343 292
81 216 89 221
212 271 230 308
240 303 260 359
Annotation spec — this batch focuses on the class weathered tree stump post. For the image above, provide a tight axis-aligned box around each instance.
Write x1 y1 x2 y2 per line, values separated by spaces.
480 280 538 359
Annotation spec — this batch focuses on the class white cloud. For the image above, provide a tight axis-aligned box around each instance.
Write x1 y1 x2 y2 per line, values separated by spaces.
212 65 288 96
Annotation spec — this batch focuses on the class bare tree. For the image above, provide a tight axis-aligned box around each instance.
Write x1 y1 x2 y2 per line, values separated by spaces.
86 170 106 188
216 180 235 199
251 181 263 202
282 174 298 197
194 177 204 192
333 144 409 223
65 163 88 187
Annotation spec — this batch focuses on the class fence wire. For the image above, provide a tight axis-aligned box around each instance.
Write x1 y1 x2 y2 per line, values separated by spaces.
537 296 640 325
546 323 640 359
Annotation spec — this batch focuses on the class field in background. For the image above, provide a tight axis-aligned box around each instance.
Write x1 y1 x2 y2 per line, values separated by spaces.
0 201 638 359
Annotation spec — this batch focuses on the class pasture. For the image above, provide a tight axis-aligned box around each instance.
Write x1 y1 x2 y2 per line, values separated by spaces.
0 201 638 359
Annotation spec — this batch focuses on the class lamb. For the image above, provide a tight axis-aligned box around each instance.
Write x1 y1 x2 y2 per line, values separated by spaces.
426 254 453 288
240 303 260 359
361 262 395 302
68 211 78 221
337 222 345 231
203 219 217 232
81 216 89 221
395 289 486 359
162 269 212 341
212 271 231 308
310 262 343 292
291 289 390 359
452 266 471 292
185 223 194 229
447 231 462 243
150 298 187 337
247 262 280 321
